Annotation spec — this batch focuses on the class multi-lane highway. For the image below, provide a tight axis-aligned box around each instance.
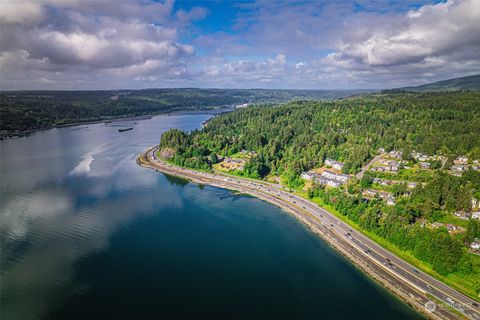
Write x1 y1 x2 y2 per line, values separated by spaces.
139 146 480 320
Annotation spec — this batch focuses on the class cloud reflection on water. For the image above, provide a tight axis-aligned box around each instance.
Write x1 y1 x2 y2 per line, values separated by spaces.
0 113 211 319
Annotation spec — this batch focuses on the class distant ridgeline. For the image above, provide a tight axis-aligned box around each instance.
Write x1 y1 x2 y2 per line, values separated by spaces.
160 91 480 297
385 74 480 93
0 88 369 136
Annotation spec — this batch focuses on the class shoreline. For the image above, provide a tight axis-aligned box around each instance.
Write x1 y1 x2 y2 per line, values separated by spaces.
1 107 232 140
137 146 480 320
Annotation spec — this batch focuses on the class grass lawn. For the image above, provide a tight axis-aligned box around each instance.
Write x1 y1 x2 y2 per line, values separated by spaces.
436 214 470 229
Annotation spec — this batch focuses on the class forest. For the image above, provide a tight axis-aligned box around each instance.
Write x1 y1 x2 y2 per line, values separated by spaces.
159 91 480 296
161 91 480 175
0 88 366 137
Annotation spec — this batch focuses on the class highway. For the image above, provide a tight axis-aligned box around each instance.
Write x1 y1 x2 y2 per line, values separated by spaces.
139 146 480 320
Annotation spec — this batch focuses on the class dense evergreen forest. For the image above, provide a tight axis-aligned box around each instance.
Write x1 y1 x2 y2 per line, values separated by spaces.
160 91 480 297
161 92 480 174
0 88 367 137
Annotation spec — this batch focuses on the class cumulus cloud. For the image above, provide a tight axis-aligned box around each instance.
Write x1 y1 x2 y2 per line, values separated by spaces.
191 0 480 89
0 0 478 89
201 53 287 83
321 0 480 86
328 0 480 66
0 0 202 89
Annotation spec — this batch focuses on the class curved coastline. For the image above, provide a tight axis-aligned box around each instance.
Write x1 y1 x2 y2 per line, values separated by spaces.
138 146 480 320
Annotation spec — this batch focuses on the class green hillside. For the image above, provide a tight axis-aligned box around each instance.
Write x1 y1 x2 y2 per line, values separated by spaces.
388 74 480 92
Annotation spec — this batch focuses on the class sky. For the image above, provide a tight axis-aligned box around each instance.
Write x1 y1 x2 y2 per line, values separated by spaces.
0 0 479 90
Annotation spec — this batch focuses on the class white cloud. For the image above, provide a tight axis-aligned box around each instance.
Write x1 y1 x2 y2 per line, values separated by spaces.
199 53 288 85
0 0 201 89
327 0 480 71
0 1 45 25
0 0 479 89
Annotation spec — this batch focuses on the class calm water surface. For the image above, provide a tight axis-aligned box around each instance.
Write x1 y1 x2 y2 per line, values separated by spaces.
0 113 423 319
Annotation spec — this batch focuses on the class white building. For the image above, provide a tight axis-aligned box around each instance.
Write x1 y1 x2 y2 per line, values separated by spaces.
407 182 418 189
455 156 468 164
388 150 403 159
454 211 471 220
451 165 467 172
301 171 315 180
419 162 431 169
321 170 349 183
324 158 344 171
318 177 342 188
472 198 479 210
470 239 480 250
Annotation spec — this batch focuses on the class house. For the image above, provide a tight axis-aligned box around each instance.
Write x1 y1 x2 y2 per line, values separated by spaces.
411 151 431 161
301 170 345 188
380 179 393 186
471 239 480 250
407 182 418 189
454 211 471 220
431 222 445 229
301 171 323 182
419 162 431 169
472 198 479 210
472 212 480 220
220 157 246 170
362 189 395 205
411 151 422 159
318 177 342 188
389 165 399 173
370 165 399 173
363 189 379 198
455 156 468 164
385 194 396 206
372 178 382 184
446 224 458 232
378 159 399 166
301 171 315 180
388 150 403 159
321 170 350 183
324 158 344 171
372 178 394 186
378 147 385 153
451 165 467 173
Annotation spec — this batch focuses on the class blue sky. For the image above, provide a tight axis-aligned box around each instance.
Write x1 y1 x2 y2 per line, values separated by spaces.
0 0 479 90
